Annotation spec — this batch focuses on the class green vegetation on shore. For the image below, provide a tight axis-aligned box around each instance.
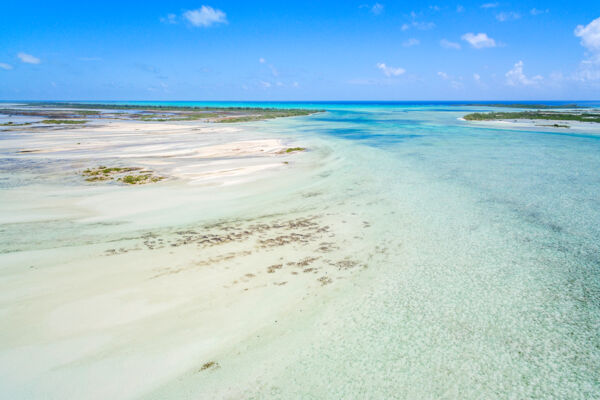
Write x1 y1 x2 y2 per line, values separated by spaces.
463 111 600 123
217 110 315 123
3 102 321 124
0 121 33 126
76 110 101 115
458 103 584 109
30 101 321 113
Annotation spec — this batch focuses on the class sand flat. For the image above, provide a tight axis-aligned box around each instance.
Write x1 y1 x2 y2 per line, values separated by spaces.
0 116 373 399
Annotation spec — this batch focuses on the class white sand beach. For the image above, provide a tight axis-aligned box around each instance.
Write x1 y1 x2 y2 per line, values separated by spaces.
0 117 376 399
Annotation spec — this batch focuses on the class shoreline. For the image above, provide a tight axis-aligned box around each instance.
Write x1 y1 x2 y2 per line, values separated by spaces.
459 116 600 132
0 102 323 125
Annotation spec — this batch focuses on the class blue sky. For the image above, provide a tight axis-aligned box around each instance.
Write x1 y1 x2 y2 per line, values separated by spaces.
1 1 599 100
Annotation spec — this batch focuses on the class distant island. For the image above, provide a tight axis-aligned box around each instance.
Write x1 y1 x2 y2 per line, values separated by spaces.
463 110 600 125
457 103 584 109
0 102 322 124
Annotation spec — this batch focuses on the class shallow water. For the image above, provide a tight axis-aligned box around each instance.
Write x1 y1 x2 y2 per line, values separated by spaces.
231 106 600 398
1 104 599 399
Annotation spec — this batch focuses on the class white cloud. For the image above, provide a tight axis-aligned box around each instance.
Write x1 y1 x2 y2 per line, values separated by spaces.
575 17 600 55
505 61 542 86
401 13 435 31
473 73 486 87
530 8 549 16
403 38 420 47
377 63 405 77
437 71 449 79
183 6 227 27
574 60 600 81
480 2 498 8
401 21 435 31
574 17 600 81
496 12 521 22
260 81 272 88
371 3 384 15
259 57 266 64
0 62 13 70
160 13 177 24
461 32 496 49
359 3 384 15
18 52 40 64
440 39 461 49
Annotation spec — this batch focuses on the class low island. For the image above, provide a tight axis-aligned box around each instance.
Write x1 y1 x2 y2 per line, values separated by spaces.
462 109 600 128
0 102 321 124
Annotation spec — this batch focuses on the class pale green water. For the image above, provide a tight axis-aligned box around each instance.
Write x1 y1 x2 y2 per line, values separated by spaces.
1 103 599 398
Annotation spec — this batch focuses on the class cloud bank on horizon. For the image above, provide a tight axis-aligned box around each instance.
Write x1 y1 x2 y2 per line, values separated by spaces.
0 1 599 100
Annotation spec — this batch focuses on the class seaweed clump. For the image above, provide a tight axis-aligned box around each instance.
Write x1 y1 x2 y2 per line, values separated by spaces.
278 147 306 154
82 166 165 185
538 123 570 128
119 174 164 185
199 361 220 371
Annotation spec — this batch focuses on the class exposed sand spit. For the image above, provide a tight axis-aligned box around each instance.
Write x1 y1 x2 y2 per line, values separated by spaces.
6 119 302 186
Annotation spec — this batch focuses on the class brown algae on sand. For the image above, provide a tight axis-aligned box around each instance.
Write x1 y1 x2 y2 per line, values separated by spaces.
278 147 306 154
82 166 165 184
199 361 220 371
119 174 165 185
